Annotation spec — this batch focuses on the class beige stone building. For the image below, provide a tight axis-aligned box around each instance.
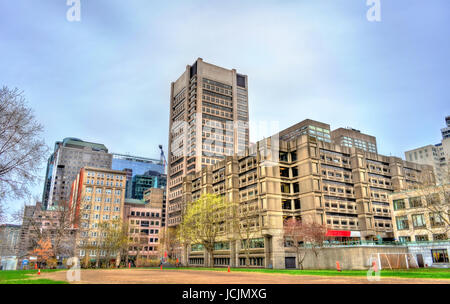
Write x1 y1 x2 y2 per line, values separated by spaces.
167 58 249 227
69 167 126 265
123 199 162 263
390 186 449 243
144 187 166 226
181 119 435 269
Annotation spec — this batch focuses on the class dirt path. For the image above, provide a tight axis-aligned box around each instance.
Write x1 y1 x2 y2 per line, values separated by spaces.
38 268 450 284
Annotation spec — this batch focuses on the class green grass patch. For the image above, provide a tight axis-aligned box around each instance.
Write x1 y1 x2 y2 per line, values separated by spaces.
0 269 66 284
175 267 450 279
1 279 69 284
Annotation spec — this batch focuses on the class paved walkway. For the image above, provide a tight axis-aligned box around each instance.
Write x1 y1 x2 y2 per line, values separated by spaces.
38 268 450 284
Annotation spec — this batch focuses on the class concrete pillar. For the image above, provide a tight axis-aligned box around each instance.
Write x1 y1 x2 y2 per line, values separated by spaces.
230 240 237 267
271 235 286 269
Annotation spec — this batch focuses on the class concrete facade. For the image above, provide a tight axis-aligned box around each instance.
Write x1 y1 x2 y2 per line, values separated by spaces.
123 199 162 262
181 119 435 269
42 138 112 209
405 116 450 184
167 58 249 227
144 188 167 227
407 242 450 268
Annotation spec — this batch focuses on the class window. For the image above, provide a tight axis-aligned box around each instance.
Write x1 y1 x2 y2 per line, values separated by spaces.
241 238 264 249
191 244 204 252
412 214 426 228
393 199 406 210
430 213 445 227
415 235 428 242
426 194 440 205
409 197 422 208
431 249 449 263
396 216 409 230
432 234 448 241
398 236 411 243
281 183 290 194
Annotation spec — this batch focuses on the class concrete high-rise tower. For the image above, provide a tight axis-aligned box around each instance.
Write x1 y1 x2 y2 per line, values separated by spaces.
166 58 249 226
42 138 112 209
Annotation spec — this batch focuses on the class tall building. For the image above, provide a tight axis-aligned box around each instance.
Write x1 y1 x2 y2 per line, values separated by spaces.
441 115 450 140
42 138 112 209
69 167 126 266
181 119 435 268
111 153 164 199
167 58 249 227
405 116 450 183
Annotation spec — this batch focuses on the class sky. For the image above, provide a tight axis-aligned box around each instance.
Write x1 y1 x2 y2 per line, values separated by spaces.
1 0 449 219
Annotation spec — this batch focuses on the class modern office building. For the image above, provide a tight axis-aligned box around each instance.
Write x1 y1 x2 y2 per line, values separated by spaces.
111 153 164 199
42 138 112 209
405 116 450 183
181 119 435 268
390 186 449 243
69 167 126 266
131 171 167 200
167 58 250 227
123 199 162 263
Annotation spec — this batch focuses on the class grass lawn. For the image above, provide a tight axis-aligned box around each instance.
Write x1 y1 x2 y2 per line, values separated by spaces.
175 267 450 279
0 269 68 284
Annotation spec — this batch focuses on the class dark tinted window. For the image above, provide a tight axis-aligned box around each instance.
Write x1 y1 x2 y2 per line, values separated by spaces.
237 74 246 87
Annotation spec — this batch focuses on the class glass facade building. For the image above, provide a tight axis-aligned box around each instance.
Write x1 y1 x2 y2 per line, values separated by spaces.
111 153 164 199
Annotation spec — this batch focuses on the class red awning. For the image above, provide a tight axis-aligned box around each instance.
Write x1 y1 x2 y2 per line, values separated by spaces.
326 230 351 237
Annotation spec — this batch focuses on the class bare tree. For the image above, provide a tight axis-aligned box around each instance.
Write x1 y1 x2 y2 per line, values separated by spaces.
231 201 262 268
283 217 328 269
0 86 49 204
158 226 180 260
415 170 450 238
15 200 77 263
0 203 4 224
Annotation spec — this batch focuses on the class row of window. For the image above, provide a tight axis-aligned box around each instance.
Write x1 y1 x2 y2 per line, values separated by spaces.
86 179 123 187
86 172 124 180
396 213 445 230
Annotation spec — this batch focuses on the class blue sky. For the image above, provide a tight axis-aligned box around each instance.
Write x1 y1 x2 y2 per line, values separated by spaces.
1 0 449 218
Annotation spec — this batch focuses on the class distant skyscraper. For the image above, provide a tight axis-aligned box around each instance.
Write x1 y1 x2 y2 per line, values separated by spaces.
42 138 112 209
166 58 250 227
441 115 450 140
405 116 450 183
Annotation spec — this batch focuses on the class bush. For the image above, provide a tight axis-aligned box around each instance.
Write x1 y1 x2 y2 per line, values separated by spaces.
46 258 58 269
136 258 160 267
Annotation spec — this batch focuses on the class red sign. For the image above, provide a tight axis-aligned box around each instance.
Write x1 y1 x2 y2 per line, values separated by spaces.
326 230 351 237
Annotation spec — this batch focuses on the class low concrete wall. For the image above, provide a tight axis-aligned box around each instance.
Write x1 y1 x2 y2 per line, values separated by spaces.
285 246 408 270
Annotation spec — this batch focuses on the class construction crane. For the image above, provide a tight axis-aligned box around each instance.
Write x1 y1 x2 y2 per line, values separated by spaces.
159 144 169 263
159 144 167 174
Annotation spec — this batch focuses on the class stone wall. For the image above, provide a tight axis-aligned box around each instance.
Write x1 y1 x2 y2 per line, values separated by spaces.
285 246 409 270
